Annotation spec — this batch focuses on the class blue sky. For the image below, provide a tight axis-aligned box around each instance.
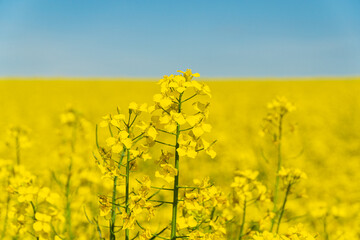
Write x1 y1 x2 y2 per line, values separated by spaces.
0 0 359 77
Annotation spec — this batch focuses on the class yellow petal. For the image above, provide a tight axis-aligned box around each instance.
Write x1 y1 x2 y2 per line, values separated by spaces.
192 73 200 77
177 217 188 229
160 98 173 109
43 223 51 233
192 127 204 137
106 137 117 146
112 144 123 153
110 119 121 128
186 115 199 127
33 221 43 232
147 126 158 140
113 114 126 120
187 216 198 228
122 138 133 149
187 150 197 159
129 102 138 110
206 148 216 159
177 148 187 157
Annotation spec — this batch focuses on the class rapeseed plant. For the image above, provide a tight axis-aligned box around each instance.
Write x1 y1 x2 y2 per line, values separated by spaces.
5 125 31 165
51 107 96 239
0 151 61 239
260 97 298 232
95 102 154 239
145 69 223 240
227 170 269 239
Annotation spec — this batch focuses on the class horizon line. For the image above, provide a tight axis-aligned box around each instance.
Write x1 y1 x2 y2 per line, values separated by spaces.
0 75 359 81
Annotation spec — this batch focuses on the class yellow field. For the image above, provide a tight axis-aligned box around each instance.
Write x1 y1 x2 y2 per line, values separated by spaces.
0 76 359 239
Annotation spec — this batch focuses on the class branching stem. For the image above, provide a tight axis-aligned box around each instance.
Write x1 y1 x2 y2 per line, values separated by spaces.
276 183 291 233
170 93 183 240
270 114 284 231
239 199 247 240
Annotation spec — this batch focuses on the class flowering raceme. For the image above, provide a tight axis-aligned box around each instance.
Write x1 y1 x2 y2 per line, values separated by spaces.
94 101 157 239
146 69 223 240
226 170 269 239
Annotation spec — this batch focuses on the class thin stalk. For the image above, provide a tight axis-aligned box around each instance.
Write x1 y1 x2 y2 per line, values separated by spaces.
30 201 40 240
122 107 132 240
149 226 168 240
147 200 173 204
238 199 247 240
323 215 329 240
154 140 176 147
136 220 168 240
208 207 216 231
170 93 183 240
157 129 176 136
150 186 173 191
129 114 138 128
125 149 130 240
270 114 284 231
179 126 195 132
65 161 73 240
65 117 77 240
95 218 104 240
276 183 291 233
110 150 126 240
182 93 197 103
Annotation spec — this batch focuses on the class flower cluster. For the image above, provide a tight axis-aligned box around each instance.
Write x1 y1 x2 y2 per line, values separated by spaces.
177 177 227 239
6 125 32 149
2 162 62 239
94 101 161 239
151 69 215 162
260 96 296 142
230 170 268 206
278 167 307 188
146 69 221 240
226 170 269 239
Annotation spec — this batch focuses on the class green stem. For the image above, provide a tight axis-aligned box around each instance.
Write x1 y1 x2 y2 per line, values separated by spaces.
65 161 73 240
276 183 291 233
15 135 20 165
154 140 176 147
182 93 197 103
125 149 130 240
149 226 168 240
65 117 78 240
323 215 329 240
170 93 183 240
270 114 283 232
30 201 40 240
156 129 176 136
129 114 138 128
110 150 126 240
239 199 247 240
